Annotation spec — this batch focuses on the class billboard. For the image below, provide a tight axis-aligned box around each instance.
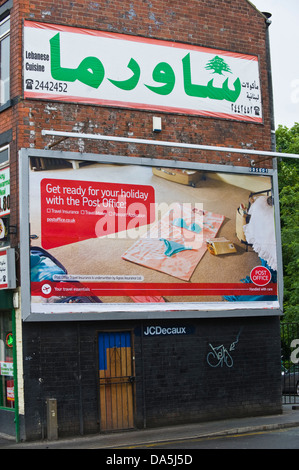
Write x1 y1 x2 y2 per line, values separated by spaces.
23 21 262 123
19 150 282 320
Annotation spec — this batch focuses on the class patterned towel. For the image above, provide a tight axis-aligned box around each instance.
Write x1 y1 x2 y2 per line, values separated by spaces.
122 203 225 281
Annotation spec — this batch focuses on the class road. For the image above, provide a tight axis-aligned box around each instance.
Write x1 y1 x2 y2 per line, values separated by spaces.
119 426 299 450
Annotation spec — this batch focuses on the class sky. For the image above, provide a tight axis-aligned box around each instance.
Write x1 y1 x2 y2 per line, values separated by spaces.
251 0 299 129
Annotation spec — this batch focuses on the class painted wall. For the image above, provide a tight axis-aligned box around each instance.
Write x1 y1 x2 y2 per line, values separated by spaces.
21 317 281 440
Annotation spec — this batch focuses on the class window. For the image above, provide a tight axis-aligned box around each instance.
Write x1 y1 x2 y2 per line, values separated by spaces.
0 16 10 107
0 144 9 166
0 311 14 409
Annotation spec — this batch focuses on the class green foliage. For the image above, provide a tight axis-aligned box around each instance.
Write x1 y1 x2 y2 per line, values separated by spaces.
276 123 299 156
276 123 299 322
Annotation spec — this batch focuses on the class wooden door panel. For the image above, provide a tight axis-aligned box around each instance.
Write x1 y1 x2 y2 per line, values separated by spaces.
98 332 134 431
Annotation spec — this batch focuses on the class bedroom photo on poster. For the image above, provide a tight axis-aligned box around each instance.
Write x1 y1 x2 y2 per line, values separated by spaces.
28 157 278 314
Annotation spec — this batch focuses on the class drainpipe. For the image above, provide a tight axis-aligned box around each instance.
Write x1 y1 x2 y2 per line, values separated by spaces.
262 12 276 155
12 308 20 443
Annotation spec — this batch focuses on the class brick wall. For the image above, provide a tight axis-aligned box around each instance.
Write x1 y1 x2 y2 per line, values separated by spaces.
138 317 282 427
22 317 282 440
22 321 100 439
1 0 273 166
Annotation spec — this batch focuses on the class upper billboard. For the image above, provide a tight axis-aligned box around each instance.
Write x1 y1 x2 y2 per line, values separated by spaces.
19 150 282 320
23 21 262 123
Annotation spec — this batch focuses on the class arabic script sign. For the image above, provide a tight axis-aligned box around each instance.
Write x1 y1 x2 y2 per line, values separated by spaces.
23 21 262 122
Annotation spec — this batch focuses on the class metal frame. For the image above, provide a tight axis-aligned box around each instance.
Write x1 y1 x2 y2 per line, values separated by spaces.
41 130 299 162
97 329 135 431
19 147 284 322
281 322 299 404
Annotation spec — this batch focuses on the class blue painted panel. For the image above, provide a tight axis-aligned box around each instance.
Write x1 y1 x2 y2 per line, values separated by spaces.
98 332 131 371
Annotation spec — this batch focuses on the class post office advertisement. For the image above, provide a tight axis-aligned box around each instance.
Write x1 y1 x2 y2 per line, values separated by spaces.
28 158 278 314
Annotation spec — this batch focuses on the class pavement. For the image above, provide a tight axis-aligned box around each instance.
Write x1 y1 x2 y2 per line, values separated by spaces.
1 403 299 449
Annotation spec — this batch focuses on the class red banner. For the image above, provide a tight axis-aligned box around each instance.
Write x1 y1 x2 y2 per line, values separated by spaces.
31 281 277 298
40 179 155 249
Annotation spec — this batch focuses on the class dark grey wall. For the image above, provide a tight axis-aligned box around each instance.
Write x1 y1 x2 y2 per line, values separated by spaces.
21 316 282 440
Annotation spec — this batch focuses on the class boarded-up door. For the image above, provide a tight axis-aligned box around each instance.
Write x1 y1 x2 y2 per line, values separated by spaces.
98 331 134 431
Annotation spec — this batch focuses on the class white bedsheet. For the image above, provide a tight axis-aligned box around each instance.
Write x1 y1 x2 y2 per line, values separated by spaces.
243 196 277 271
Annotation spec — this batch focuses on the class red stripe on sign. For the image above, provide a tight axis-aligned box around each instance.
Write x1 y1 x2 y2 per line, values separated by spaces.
31 282 277 298
24 20 258 61
24 93 263 123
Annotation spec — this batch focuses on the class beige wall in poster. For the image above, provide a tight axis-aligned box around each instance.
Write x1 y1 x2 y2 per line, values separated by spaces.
210 173 272 192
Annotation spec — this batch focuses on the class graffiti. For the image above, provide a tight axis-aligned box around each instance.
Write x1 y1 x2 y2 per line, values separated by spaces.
207 329 242 368
290 339 299 364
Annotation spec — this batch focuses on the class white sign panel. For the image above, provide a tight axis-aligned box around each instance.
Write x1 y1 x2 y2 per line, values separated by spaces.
0 248 16 289
0 166 10 217
23 21 262 123
0 361 14 376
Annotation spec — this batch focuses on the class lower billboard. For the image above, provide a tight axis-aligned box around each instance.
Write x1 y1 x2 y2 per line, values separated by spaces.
23 151 281 317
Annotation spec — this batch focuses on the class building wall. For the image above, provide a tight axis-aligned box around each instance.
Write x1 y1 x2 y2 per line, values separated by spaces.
0 0 283 441
1 0 275 266
1 0 275 263
22 316 282 440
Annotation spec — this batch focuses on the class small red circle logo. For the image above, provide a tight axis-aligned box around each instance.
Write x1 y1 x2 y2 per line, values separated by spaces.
40 282 53 297
250 266 271 286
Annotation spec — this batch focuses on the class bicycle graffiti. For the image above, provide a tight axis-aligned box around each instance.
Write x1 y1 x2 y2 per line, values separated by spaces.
207 329 242 368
